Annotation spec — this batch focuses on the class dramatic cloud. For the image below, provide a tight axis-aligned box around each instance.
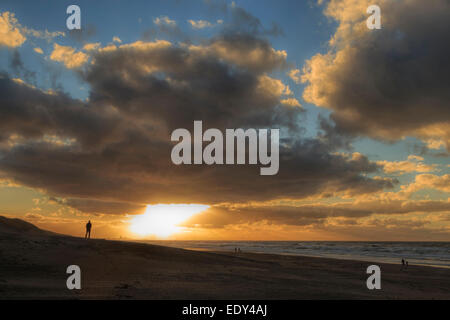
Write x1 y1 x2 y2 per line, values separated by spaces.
0 34 394 215
190 34 288 73
302 0 450 150
0 3 448 240
183 198 450 229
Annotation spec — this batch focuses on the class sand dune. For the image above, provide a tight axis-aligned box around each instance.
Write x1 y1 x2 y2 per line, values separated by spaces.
0 216 53 236
0 216 449 299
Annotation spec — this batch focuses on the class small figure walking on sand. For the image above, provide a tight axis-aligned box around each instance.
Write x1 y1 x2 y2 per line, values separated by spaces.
401 258 405 269
85 220 92 239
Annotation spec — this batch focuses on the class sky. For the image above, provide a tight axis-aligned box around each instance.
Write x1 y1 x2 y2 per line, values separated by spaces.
0 0 449 240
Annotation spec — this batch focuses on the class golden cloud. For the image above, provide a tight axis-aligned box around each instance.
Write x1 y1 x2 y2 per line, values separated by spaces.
302 0 450 150
377 158 437 175
50 43 89 69
0 12 26 47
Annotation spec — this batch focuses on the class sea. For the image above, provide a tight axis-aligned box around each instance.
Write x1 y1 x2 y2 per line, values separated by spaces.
140 241 450 269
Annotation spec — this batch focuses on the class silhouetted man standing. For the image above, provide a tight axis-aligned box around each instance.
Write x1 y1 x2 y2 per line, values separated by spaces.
85 220 92 239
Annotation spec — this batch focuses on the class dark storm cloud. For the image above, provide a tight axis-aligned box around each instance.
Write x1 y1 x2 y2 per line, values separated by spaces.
83 34 292 131
302 0 450 149
0 73 122 148
0 32 394 215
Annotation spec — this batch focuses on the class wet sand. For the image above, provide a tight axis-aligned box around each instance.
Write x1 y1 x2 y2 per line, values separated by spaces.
1 216 449 299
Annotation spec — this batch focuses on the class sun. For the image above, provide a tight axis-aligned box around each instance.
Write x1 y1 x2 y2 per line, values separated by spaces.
129 204 209 238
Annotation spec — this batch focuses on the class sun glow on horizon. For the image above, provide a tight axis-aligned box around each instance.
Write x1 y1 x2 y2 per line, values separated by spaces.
129 204 209 238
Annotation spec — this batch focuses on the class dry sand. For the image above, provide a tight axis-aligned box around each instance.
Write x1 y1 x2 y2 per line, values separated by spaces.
1 216 449 299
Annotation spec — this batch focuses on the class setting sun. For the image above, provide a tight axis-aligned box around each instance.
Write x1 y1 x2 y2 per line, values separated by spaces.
129 204 209 238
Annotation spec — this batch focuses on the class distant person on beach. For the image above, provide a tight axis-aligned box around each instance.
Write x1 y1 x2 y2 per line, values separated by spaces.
401 258 405 268
85 220 92 239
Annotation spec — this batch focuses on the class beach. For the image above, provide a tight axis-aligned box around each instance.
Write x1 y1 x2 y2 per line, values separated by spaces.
141 240 450 269
1 216 449 300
